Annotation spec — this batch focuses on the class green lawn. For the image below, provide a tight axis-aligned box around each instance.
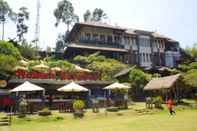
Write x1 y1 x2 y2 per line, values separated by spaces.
0 102 197 131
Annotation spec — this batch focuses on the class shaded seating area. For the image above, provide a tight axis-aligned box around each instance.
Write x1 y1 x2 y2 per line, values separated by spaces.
144 74 181 107
57 82 88 113
10 81 45 113
104 82 131 109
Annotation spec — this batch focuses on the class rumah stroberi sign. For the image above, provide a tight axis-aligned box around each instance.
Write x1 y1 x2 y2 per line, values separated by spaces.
15 69 101 81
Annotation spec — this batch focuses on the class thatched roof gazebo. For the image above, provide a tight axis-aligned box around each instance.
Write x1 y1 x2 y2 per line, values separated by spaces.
144 74 181 90
144 74 181 100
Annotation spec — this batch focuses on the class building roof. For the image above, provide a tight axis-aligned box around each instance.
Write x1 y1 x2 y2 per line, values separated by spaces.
125 28 137 35
67 43 128 52
144 74 181 90
77 22 126 31
152 32 168 39
152 32 178 43
68 22 179 43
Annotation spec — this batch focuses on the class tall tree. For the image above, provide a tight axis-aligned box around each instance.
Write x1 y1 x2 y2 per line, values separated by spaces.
16 7 29 44
83 10 91 22
83 8 107 22
0 0 16 40
54 0 79 33
92 8 107 22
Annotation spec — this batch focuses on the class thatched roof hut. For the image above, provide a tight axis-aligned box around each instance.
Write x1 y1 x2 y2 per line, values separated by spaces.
144 74 181 91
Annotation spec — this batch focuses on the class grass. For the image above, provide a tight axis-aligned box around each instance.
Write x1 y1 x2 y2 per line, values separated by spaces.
0 102 197 131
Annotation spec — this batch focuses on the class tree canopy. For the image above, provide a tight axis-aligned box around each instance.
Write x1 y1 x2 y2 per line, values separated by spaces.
18 42 37 60
54 0 79 32
182 69 197 88
83 8 107 22
0 40 21 59
184 44 197 61
0 41 21 73
129 69 151 89
0 0 16 40
74 52 127 80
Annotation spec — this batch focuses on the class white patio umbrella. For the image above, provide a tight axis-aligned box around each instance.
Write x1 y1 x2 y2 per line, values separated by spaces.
32 64 49 71
75 65 92 72
57 82 88 92
10 81 45 93
104 82 131 90
51 67 62 72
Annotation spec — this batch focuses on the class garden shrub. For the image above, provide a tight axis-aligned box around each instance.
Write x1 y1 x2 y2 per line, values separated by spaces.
38 107 52 116
106 107 119 112
73 100 85 110
55 116 64 120
153 96 163 109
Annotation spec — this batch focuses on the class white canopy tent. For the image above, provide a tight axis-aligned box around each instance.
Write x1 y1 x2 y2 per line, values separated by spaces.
57 82 88 92
10 81 45 95
104 82 131 90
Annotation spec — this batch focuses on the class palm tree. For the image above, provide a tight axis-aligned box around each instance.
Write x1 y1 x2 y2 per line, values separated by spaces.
0 0 16 40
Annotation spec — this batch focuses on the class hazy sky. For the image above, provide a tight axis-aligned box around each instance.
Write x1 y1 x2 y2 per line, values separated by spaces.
2 0 197 49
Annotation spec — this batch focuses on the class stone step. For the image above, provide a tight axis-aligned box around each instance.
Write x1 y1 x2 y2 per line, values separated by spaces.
0 122 9 126
0 119 9 122
1 117 8 120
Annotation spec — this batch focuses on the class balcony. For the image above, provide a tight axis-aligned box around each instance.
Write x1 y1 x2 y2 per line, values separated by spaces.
78 39 124 49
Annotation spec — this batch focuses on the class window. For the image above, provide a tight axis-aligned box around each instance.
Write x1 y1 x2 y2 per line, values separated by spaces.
107 35 113 43
140 53 143 62
124 36 129 44
149 54 151 61
85 33 91 41
114 35 121 44
100 35 105 42
143 53 146 62
146 54 149 62
92 34 99 41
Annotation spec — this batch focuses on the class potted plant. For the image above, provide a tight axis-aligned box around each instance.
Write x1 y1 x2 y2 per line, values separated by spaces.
73 100 85 118
38 107 52 116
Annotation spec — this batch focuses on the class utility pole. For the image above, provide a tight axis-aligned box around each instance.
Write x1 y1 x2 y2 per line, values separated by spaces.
34 0 40 49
